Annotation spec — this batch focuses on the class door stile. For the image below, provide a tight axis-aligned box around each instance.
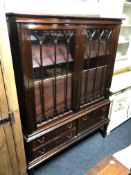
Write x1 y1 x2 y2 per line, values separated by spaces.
76 27 86 110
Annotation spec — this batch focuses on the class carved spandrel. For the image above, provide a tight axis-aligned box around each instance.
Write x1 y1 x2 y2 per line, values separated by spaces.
84 29 113 59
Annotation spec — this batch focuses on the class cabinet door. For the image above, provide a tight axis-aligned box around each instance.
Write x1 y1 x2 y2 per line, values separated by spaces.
25 24 79 125
79 26 114 108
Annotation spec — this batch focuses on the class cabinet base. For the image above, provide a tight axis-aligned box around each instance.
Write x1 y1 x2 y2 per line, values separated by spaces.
27 120 109 170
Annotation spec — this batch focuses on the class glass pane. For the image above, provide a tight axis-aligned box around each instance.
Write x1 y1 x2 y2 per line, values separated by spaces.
84 29 113 59
31 29 76 124
80 28 113 106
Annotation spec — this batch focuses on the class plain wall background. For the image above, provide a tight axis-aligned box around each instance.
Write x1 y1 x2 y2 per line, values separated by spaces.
4 0 124 18
4 0 99 16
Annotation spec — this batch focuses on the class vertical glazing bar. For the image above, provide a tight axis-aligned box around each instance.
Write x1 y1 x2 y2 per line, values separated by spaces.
100 31 109 97
54 42 57 115
39 40 46 119
106 30 112 55
92 30 99 100
64 42 69 111
105 30 108 55
84 32 92 103
100 66 104 97
100 65 106 97
84 67 88 104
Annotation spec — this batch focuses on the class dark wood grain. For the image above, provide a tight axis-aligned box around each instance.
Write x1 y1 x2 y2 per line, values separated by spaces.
6 13 122 174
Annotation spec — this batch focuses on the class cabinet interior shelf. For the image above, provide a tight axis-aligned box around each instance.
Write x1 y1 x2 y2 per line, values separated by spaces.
115 55 128 61
118 39 130 44
114 0 131 73
124 2 131 6
122 25 131 27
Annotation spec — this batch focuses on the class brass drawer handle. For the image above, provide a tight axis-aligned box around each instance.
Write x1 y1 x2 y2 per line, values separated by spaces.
100 114 105 120
82 116 88 121
39 147 45 155
37 136 45 144
67 133 73 139
101 107 107 112
67 123 73 129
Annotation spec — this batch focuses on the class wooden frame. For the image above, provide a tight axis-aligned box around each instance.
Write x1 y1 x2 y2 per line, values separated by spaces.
0 5 26 175
6 13 122 174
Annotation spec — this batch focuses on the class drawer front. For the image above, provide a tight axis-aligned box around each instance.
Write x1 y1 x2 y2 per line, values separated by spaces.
33 128 76 159
78 104 109 133
56 128 76 146
33 139 56 159
58 121 76 133
32 121 76 149
32 129 58 149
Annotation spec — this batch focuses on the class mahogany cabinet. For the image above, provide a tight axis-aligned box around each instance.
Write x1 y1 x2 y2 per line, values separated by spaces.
6 13 122 173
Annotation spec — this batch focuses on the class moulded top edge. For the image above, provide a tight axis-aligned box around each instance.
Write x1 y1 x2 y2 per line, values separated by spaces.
6 12 123 23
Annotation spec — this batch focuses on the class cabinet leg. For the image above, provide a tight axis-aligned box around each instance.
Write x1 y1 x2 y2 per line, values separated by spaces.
100 124 108 137
28 168 34 175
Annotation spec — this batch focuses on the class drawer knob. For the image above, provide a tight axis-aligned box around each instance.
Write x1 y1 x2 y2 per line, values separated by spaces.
67 133 73 139
67 123 73 129
100 114 105 120
37 136 45 144
82 116 88 121
39 147 45 155
102 107 107 112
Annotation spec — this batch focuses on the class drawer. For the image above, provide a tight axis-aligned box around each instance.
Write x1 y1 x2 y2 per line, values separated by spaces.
56 128 76 146
78 104 109 133
33 138 56 159
33 128 76 159
32 129 58 149
58 121 76 133
32 121 76 149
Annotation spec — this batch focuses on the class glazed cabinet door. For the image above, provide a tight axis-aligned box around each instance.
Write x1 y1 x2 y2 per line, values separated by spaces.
79 25 115 108
19 24 79 128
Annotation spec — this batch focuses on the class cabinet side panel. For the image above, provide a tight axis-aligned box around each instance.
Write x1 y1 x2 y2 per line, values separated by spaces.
7 22 36 134
106 24 121 94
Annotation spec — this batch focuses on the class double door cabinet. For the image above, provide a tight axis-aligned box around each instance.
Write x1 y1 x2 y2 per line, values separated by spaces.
6 13 122 173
